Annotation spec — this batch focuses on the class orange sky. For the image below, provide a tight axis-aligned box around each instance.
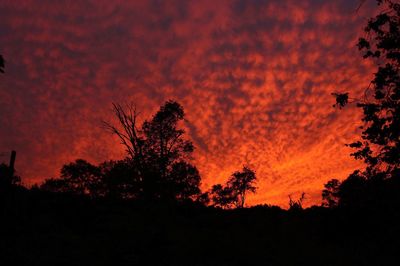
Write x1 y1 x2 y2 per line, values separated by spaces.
0 0 377 207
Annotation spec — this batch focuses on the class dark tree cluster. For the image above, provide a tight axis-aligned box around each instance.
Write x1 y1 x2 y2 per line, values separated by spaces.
40 101 203 203
327 0 400 209
40 159 137 199
39 102 258 208
210 166 257 209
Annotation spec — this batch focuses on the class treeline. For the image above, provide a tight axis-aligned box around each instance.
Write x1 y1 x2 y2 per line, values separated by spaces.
0 101 259 209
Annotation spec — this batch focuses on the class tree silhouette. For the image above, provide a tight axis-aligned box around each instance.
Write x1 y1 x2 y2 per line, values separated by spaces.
227 166 257 208
99 159 140 200
40 177 71 194
103 103 144 164
335 170 368 208
210 166 257 208
104 100 201 202
327 0 400 207
195 191 210 205
321 179 340 208
166 161 201 201
334 0 400 177
41 159 102 197
210 184 236 209
288 192 305 211
351 0 400 179
141 100 195 199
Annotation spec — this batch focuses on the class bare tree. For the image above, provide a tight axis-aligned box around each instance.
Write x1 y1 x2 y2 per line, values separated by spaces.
103 103 145 164
288 192 306 211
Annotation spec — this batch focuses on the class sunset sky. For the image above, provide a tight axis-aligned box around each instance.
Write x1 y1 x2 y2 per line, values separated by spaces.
0 0 378 207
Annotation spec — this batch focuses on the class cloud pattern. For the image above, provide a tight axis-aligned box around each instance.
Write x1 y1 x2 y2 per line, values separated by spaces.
0 0 377 206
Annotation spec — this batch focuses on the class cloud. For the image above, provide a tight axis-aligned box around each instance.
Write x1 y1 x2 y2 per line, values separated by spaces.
0 0 376 207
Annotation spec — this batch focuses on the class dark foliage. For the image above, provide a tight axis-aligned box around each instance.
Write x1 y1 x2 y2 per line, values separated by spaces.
322 179 340 207
327 0 400 209
332 92 349 108
167 161 201 201
99 159 141 199
351 0 400 177
210 166 257 209
210 183 236 209
41 159 102 197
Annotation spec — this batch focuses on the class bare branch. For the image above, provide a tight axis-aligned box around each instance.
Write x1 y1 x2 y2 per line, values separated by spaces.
102 103 143 161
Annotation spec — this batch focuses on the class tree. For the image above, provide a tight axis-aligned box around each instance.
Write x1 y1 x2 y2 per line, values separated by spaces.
321 179 341 208
167 161 201 201
327 0 400 207
41 159 102 197
210 184 236 209
195 191 210 206
99 159 141 200
288 192 306 211
40 177 71 194
210 166 257 209
60 159 102 196
103 103 144 166
227 166 257 208
104 100 201 201
335 170 369 208
334 0 400 178
141 100 195 199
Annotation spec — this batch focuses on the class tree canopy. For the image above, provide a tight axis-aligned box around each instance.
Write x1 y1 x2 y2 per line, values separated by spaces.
327 0 400 208
210 166 257 209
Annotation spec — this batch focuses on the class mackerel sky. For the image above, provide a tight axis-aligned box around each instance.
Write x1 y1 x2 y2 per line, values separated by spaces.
0 0 376 206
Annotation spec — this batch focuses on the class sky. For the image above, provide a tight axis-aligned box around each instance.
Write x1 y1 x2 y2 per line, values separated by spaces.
0 0 378 207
